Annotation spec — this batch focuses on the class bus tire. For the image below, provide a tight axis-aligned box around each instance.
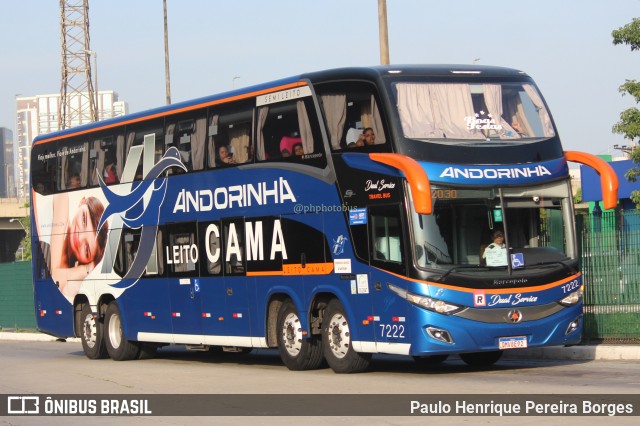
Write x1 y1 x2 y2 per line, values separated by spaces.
79 304 107 359
460 350 503 367
104 302 140 361
322 299 371 373
276 299 324 371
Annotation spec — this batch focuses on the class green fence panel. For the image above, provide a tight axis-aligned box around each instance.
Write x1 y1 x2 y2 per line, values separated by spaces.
0 262 36 329
579 210 640 342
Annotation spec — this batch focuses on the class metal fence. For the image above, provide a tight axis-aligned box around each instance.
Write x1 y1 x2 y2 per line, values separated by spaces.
577 210 640 342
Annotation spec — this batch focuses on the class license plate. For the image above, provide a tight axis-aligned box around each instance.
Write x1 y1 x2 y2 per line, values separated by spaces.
498 336 528 350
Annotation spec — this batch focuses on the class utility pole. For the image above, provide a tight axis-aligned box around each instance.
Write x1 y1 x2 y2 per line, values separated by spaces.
378 0 390 65
163 0 172 104
59 0 97 129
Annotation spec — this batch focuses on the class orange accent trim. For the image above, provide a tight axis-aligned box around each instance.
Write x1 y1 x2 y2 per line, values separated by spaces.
33 81 309 147
565 151 619 210
246 262 335 277
376 266 582 295
369 153 432 215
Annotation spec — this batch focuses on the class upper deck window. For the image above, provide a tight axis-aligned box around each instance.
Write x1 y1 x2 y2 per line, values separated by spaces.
394 82 555 142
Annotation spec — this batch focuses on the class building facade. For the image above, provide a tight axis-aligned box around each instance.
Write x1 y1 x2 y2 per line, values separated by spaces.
0 127 15 198
15 91 128 199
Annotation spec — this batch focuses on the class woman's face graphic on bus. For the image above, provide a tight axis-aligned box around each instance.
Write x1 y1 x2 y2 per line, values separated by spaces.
70 201 99 264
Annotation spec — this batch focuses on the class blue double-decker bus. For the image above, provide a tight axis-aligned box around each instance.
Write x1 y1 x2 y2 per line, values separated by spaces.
30 65 617 372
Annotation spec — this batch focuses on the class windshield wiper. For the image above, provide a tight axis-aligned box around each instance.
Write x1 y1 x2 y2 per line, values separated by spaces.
435 265 490 283
524 259 577 275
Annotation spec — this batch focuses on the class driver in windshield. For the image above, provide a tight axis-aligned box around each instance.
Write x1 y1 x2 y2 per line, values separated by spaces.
483 230 508 266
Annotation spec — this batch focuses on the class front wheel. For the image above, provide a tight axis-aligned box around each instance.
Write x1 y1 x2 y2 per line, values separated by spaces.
459 350 503 367
276 300 324 370
104 302 140 361
79 304 107 359
322 299 371 373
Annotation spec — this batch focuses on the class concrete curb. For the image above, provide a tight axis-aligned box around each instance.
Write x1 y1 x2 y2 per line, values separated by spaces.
0 331 79 343
505 345 640 361
1 332 638 360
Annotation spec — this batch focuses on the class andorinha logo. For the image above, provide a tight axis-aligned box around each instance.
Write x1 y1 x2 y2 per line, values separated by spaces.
439 165 552 180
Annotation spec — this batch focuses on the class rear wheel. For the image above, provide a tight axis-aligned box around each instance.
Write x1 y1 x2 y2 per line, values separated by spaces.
79 304 107 359
276 300 324 370
460 350 503 367
322 299 371 373
104 302 140 361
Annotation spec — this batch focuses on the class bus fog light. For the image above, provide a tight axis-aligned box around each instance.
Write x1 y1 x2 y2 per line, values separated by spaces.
565 316 581 335
426 327 454 344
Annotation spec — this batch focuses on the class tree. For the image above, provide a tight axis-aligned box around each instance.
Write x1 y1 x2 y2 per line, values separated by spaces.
613 18 640 206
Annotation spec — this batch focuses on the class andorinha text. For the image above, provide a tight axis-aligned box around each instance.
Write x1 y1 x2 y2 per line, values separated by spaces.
173 178 296 213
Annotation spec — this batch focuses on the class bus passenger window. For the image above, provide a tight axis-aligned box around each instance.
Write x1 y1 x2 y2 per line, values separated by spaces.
91 134 123 186
165 113 207 173
31 144 58 194
317 82 387 150
166 223 199 276
207 104 253 168
256 98 317 160
199 221 222 276
223 219 245 275
370 206 404 272
59 140 89 190
125 120 164 181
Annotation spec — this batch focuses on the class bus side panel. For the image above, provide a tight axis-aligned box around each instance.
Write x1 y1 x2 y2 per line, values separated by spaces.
118 278 172 342
33 280 74 337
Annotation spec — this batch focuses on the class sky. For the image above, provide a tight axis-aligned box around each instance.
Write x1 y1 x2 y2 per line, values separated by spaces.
1 0 640 155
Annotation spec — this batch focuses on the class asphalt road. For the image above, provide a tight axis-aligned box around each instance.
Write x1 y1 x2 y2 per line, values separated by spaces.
1 340 639 425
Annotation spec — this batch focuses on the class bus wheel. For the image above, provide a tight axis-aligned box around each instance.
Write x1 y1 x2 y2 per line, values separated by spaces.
412 354 448 366
79 304 107 359
322 299 371 373
460 351 503 367
104 302 140 361
276 299 324 370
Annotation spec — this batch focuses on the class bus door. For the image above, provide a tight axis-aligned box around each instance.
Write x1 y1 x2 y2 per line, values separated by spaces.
367 204 410 350
221 218 251 338
165 221 204 337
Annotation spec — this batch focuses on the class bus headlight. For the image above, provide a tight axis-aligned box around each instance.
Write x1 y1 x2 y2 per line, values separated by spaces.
559 289 582 306
388 284 463 315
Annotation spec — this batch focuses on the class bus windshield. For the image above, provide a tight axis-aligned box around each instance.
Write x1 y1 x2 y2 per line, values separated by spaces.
410 181 575 271
394 82 555 141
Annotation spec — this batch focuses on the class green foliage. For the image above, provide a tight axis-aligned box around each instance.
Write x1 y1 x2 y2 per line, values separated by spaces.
13 217 31 262
612 18 640 50
573 188 582 204
613 18 640 208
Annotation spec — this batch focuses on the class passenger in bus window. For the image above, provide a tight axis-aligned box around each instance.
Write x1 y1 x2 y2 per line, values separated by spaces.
217 145 236 165
510 118 527 137
280 136 301 158
293 142 304 156
103 161 119 184
67 173 81 189
363 128 376 145
35 193 109 299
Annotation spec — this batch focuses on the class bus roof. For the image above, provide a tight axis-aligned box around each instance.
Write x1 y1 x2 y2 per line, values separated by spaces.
33 64 529 145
